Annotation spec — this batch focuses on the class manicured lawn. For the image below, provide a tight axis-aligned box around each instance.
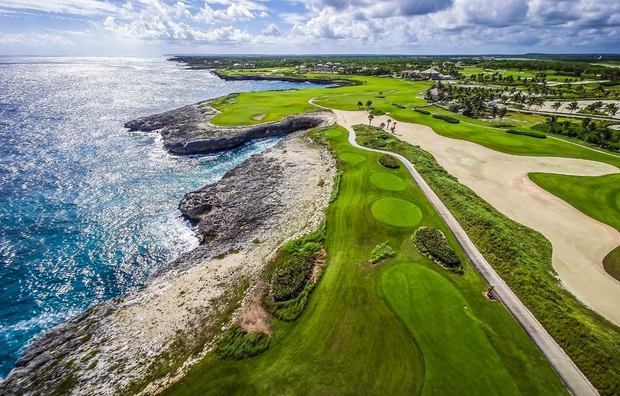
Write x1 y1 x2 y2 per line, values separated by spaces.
162 126 566 395
529 173 620 232
208 73 620 168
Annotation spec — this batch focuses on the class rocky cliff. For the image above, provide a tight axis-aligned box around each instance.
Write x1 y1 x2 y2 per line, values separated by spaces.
125 102 335 155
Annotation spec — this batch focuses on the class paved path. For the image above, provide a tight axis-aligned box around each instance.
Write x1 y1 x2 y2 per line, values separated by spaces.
309 99 599 396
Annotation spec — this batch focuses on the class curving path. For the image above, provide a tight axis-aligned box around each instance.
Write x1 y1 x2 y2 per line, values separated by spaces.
310 99 600 395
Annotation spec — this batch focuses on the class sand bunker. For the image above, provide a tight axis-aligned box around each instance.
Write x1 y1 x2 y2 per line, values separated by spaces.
334 109 620 325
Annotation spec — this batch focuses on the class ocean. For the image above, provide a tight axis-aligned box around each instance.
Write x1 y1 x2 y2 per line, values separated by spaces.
0 56 322 378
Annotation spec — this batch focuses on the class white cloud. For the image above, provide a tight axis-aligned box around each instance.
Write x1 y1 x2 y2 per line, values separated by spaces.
262 23 281 36
0 0 117 16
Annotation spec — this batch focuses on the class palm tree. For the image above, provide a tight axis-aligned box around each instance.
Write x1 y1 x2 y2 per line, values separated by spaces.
379 122 386 129
498 107 508 122
368 114 374 125
605 103 619 118
551 101 562 114
386 119 392 129
357 101 363 110
366 100 373 110
567 101 579 114
391 122 397 133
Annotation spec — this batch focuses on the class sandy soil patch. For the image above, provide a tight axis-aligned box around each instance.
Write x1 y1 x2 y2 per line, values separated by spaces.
252 113 266 121
333 109 620 325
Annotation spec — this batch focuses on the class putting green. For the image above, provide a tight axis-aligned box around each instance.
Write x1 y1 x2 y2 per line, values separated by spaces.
370 173 406 191
340 152 366 164
371 198 422 227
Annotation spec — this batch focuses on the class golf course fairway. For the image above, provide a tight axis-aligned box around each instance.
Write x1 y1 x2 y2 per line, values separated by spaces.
162 126 565 395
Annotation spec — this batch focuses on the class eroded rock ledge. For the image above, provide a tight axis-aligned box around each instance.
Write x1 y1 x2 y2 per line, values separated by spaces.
0 133 336 396
125 102 335 155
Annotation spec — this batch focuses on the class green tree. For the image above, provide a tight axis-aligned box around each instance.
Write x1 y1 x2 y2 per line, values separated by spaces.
386 119 392 129
366 100 373 110
368 114 374 125
357 101 363 110
551 101 562 114
605 102 619 117
567 101 579 114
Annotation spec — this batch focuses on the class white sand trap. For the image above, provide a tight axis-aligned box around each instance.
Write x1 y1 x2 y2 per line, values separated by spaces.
334 109 620 325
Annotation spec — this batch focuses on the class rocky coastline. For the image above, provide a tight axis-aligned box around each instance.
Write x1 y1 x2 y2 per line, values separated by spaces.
125 102 335 155
1 111 336 394
209 70 358 87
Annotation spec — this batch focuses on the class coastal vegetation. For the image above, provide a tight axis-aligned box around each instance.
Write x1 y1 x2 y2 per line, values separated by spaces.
215 325 270 360
369 241 396 264
354 125 620 395
162 126 565 395
506 129 547 139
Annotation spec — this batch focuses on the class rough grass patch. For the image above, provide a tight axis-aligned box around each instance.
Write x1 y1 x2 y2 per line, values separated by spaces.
370 242 396 264
215 325 270 360
414 108 431 115
432 114 460 124
506 129 547 139
378 154 400 169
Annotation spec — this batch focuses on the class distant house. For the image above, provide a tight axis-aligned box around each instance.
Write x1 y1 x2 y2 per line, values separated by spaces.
401 70 421 79
420 68 441 79
428 87 448 100
419 68 453 80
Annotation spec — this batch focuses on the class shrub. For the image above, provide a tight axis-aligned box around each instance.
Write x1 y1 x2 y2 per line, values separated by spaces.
269 227 325 302
215 325 270 360
378 154 400 169
414 108 430 115
370 242 396 264
392 103 407 109
414 227 461 271
370 108 386 116
506 129 546 139
432 114 460 124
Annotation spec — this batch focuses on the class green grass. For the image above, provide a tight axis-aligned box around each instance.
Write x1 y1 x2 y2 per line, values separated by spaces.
603 247 620 282
369 172 406 191
529 173 620 232
355 125 620 395
163 126 565 395
371 197 423 227
208 73 620 168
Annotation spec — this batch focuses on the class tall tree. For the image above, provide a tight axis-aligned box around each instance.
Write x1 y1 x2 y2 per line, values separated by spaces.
357 101 363 110
386 119 392 129
605 103 619 117
552 101 562 114
366 100 373 110
368 114 374 125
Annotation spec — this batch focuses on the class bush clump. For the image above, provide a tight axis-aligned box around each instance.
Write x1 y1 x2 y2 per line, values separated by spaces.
370 108 386 116
432 114 460 124
414 227 461 271
370 242 396 264
378 154 400 169
215 325 270 360
506 129 546 139
270 227 325 302
414 108 431 115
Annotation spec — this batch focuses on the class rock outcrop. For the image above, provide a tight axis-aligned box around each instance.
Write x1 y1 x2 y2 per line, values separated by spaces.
125 102 335 155
0 133 336 395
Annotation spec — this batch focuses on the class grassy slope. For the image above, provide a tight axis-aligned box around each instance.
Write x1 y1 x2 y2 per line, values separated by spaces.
163 126 565 395
209 74 620 168
604 247 620 282
529 173 620 232
355 125 620 395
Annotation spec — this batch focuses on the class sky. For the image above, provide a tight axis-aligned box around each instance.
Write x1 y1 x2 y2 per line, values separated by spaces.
0 0 618 56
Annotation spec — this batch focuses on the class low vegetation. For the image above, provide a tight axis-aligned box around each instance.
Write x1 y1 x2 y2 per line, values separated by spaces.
603 247 620 282
432 114 460 124
414 227 462 271
355 125 620 395
506 129 547 139
215 325 270 360
370 241 396 264
265 226 325 320
378 154 400 169
414 108 430 115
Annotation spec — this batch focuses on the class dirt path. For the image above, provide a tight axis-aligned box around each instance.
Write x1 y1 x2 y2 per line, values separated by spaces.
309 101 600 395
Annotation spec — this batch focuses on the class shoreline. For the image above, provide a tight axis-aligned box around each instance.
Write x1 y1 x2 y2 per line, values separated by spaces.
1 106 336 394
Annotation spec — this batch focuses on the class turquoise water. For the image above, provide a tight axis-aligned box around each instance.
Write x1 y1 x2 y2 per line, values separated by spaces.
0 57 323 377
